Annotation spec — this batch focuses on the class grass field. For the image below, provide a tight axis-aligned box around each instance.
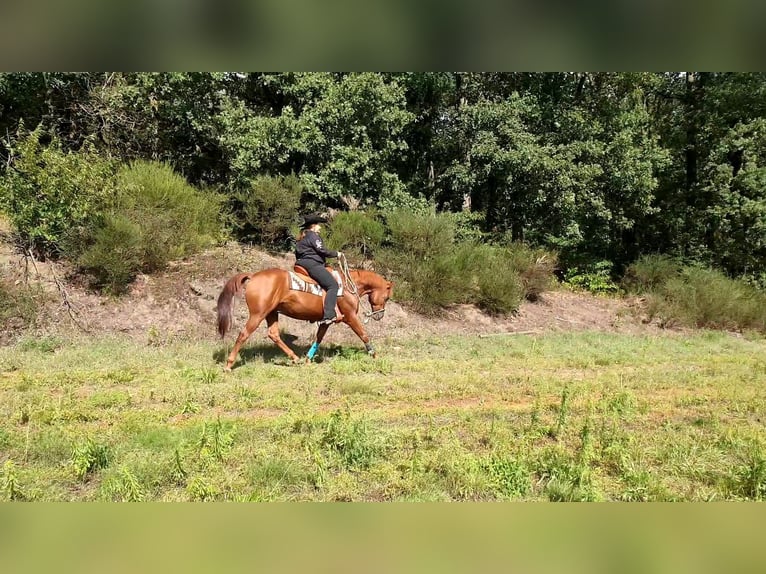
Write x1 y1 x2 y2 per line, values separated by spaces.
1 329 765 501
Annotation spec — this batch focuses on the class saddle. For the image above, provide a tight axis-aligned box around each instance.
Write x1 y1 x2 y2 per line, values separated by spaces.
291 264 344 323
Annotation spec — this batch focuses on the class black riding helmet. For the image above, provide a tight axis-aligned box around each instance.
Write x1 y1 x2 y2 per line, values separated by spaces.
301 213 328 229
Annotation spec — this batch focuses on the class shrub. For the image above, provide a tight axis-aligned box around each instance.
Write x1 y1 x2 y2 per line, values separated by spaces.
0 279 44 340
377 211 554 315
326 210 385 259
504 243 558 302
79 161 222 291
385 209 455 259
646 266 766 331
233 174 302 248
379 249 466 313
0 127 116 258
77 214 144 293
622 255 682 294
565 261 619 294
473 247 526 315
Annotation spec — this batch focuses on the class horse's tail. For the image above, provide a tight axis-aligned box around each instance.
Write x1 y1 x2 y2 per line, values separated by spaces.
216 273 252 338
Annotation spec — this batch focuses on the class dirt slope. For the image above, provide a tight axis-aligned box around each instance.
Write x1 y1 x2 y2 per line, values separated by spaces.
1 236 659 347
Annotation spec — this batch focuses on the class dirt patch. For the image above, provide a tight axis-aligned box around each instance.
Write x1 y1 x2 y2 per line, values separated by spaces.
1 241 664 347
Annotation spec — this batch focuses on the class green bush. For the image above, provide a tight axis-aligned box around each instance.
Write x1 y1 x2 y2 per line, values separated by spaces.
326 210 385 259
645 266 766 331
377 239 553 315
79 161 222 292
0 279 43 337
565 261 619 294
379 249 466 314
77 215 144 293
473 246 526 315
622 255 682 294
0 127 116 258
385 209 455 259
233 174 302 248
504 242 558 302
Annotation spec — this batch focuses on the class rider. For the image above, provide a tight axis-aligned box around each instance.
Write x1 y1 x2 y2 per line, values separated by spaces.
295 213 344 325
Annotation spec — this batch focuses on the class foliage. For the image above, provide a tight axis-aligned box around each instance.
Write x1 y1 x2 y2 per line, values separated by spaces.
702 119 766 276
502 242 558 302
325 210 385 259
378 212 555 314
7 72 766 285
218 73 414 206
77 215 144 293
637 264 766 332
78 161 223 292
565 261 620 295
385 208 455 259
233 174 302 248
0 279 42 334
0 126 116 258
622 255 683 293
71 438 111 481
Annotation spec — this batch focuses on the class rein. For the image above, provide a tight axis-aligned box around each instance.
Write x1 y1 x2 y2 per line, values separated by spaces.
338 254 385 324
338 253 358 296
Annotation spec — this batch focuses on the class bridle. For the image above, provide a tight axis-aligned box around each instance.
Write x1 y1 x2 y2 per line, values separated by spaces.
338 253 388 324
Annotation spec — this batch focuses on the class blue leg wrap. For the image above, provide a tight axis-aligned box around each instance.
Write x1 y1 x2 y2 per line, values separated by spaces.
307 342 319 360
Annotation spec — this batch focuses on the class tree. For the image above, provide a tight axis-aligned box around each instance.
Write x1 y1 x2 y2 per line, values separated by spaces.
218 73 413 208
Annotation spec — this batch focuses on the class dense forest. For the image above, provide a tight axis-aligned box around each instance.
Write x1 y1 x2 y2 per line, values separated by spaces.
2 72 766 285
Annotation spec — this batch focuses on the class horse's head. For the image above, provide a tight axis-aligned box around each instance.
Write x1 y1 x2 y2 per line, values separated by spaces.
367 278 394 321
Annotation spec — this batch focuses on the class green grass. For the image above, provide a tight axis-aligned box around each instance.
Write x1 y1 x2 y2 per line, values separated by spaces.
1 330 765 501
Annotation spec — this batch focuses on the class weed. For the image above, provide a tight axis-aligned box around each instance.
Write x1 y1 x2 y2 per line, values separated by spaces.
2 460 27 501
732 444 766 500
18 336 63 353
196 418 235 462
179 395 200 415
198 367 220 385
551 385 572 438
103 466 145 502
171 448 188 485
535 446 596 502
483 454 530 498
321 408 382 470
71 438 111 480
187 475 217 501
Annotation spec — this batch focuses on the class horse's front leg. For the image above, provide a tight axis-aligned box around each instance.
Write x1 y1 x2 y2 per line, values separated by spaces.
306 323 330 362
343 314 377 358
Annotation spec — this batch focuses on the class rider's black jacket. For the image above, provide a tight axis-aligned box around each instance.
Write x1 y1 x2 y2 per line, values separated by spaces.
295 230 338 267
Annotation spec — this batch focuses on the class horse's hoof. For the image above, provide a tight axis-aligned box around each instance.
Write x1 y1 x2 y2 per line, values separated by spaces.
223 366 232 373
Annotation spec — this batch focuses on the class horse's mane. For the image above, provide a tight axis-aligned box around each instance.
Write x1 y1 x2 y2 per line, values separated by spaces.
350 268 387 288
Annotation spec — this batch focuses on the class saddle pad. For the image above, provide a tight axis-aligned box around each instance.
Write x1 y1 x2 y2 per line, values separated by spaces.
289 270 344 297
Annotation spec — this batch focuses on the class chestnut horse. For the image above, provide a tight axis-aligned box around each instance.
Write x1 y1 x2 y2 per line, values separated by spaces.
216 265 393 370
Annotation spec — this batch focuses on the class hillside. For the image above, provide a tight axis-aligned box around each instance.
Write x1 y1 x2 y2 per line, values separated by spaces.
1 226 663 349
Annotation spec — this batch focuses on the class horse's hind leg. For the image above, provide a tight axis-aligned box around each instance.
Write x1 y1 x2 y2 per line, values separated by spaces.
224 314 264 371
265 311 301 363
